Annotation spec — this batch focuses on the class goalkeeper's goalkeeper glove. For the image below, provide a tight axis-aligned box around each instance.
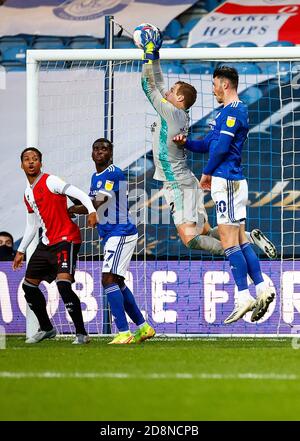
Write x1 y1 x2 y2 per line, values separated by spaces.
142 29 162 64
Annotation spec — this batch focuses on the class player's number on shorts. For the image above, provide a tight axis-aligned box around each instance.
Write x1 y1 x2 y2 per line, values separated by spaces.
216 200 227 214
57 250 68 265
170 202 175 215
105 250 115 261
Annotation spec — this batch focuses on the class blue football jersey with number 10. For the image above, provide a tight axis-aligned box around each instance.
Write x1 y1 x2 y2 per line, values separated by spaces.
89 164 137 244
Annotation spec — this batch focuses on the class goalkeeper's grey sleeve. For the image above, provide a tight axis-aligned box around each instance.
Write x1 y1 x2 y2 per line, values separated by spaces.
142 61 178 120
17 213 39 253
153 60 167 97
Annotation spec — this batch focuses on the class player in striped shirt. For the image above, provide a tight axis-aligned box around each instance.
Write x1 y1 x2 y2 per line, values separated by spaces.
13 147 97 344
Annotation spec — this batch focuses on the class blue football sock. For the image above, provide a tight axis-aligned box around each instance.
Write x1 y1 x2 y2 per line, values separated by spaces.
120 284 145 326
104 284 129 332
241 242 264 285
224 246 249 292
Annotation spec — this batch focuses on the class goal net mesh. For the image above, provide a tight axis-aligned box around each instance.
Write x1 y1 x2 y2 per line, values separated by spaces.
34 56 300 336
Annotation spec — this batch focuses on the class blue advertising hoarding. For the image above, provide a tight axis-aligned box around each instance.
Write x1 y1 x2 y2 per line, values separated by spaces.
1 261 299 335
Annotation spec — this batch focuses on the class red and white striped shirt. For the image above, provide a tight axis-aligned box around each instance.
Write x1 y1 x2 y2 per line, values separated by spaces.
23 173 81 246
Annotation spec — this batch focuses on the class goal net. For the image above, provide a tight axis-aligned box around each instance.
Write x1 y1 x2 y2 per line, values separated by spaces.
26 47 300 337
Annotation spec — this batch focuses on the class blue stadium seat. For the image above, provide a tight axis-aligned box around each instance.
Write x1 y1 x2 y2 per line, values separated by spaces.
265 40 295 47
184 62 214 75
205 0 225 11
182 18 200 34
190 42 220 48
0 37 27 64
240 86 263 105
227 41 258 47
160 63 185 74
32 36 65 50
161 41 182 49
163 19 182 40
67 37 104 49
0 62 25 72
258 62 290 77
113 38 136 49
175 34 189 47
221 62 262 75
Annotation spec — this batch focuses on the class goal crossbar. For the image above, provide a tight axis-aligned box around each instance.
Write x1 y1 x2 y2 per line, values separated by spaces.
27 47 300 63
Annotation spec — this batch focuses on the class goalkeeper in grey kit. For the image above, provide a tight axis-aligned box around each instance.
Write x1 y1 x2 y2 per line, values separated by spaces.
140 27 224 256
138 25 277 262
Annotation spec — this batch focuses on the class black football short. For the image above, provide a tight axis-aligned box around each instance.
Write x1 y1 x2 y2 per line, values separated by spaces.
25 241 81 283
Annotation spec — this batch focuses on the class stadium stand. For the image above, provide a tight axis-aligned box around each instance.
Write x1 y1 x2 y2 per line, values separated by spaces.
181 17 200 35
264 40 295 47
183 62 214 74
163 18 182 40
239 86 263 105
0 0 296 74
257 62 291 77
227 42 258 48
190 42 220 48
113 37 136 49
67 37 104 50
161 41 182 49
160 62 185 74
0 36 26 64
219 62 262 75
32 36 65 50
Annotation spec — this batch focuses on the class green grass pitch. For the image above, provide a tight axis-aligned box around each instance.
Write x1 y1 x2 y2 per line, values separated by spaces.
0 337 300 421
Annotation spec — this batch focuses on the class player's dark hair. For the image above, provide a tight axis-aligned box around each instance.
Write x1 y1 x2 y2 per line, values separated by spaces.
213 66 239 89
20 147 42 162
0 231 14 244
92 138 113 150
175 81 197 109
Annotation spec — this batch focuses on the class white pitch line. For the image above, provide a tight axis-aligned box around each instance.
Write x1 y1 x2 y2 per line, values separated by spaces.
0 372 297 380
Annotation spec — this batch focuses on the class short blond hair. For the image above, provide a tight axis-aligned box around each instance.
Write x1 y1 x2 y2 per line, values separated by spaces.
176 81 197 109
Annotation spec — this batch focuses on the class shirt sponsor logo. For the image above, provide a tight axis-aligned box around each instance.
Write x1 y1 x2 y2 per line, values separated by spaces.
97 181 102 188
105 180 114 191
226 116 236 128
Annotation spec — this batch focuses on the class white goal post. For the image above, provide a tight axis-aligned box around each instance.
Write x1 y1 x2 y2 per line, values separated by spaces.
26 47 300 338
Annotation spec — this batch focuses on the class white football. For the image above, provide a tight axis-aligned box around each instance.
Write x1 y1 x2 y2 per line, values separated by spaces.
133 23 161 49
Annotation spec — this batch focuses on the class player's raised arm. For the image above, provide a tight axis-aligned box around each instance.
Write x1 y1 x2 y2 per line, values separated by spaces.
152 56 167 97
139 28 176 119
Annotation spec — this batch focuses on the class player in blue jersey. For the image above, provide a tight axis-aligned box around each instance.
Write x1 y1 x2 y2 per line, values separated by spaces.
175 66 276 324
69 138 155 344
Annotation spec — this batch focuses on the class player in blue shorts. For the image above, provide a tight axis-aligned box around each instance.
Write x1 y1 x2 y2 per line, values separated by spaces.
175 66 276 324
69 138 155 344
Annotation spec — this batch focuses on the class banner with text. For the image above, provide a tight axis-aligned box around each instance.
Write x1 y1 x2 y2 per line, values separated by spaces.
1 261 299 335
0 0 196 37
188 0 300 47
